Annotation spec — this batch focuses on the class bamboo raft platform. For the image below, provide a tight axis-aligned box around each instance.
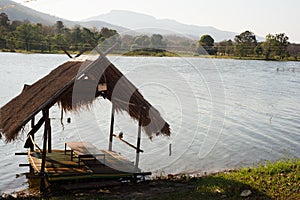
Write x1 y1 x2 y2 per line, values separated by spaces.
27 146 147 183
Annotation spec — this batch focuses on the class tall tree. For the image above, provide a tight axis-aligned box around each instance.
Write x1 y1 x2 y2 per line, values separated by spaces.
0 12 9 28
254 43 263 56
70 26 82 51
0 13 10 49
56 20 64 34
262 33 289 60
15 23 42 51
150 34 166 49
100 27 118 39
197 34 216 55
275 33 289 59
225 39 234 55
52 33 67 50
262 34 275 60
133 35 150 48
234 30 257 57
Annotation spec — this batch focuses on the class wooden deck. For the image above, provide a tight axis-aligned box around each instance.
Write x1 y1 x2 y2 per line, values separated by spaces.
28 149 143 182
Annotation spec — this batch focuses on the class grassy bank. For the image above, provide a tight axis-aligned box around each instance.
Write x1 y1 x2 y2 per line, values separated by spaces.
123 48 178 57
210 55 300 62
4 158 299 199
155 158 300 200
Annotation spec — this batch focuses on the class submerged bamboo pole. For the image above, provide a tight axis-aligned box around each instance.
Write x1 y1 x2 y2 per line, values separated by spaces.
108 103 115 151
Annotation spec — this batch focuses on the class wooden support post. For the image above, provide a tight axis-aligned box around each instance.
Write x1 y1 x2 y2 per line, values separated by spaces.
108 103 115 151
31 116 35 128
46 115 52 153
135 107 142 172
40 110 48 192
30 117 35 151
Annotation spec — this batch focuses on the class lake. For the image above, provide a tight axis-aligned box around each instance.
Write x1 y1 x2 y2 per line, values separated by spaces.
0 52 299 193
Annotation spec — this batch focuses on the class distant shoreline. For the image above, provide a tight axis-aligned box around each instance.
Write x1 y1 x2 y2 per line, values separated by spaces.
1 49 299 62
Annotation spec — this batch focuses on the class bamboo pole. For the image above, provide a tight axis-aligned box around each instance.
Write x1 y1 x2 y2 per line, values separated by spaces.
108 103 115 151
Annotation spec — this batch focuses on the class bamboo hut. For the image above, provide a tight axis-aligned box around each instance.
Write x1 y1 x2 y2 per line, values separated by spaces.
0 54 170 190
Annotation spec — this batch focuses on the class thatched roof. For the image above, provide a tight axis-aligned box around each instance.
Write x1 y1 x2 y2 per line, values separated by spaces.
0 56 170 142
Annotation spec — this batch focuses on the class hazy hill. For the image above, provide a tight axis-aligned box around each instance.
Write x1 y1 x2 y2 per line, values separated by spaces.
0 0 128 32
0 0 67 25
83 10 238 41
1 1 262 41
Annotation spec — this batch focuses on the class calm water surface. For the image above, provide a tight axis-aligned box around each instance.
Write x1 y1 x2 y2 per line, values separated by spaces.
0 53 299 193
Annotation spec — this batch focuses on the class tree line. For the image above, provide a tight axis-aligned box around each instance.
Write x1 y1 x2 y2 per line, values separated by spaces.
0 12 118 52
0 12 170 54
196 31 299 60
1 12 299 60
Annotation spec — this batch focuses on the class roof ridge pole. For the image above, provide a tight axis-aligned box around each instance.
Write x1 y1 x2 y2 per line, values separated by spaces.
135 107 143 172
108 103 115 151
40 109 49 192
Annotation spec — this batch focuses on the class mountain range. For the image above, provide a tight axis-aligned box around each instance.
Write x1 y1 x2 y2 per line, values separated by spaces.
1 0 246 41
0 0 129 33
83 10 238 41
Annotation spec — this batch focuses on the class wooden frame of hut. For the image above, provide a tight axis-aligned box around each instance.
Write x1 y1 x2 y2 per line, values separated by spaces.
0 54 170 191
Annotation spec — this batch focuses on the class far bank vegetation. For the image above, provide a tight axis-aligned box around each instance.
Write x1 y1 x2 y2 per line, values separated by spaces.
0 12 300 60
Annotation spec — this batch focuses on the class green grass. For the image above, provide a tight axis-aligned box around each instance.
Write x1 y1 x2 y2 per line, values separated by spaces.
153 159 300 200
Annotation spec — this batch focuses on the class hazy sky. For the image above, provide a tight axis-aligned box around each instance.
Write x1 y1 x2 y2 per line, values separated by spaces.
13 0 300 42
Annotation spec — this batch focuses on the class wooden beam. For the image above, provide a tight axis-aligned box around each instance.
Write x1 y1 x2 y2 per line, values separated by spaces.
19 164 31 167
24 115 45 150
113 134 144 153
27 115 45 136
108 103 115 151
15 152 28 155
135 108 142 171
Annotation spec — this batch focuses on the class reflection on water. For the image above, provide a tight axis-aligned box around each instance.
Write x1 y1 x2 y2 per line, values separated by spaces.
0 53 299 193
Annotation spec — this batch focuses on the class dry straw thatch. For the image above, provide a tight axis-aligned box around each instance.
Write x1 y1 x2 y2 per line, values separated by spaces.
0 56 170 142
